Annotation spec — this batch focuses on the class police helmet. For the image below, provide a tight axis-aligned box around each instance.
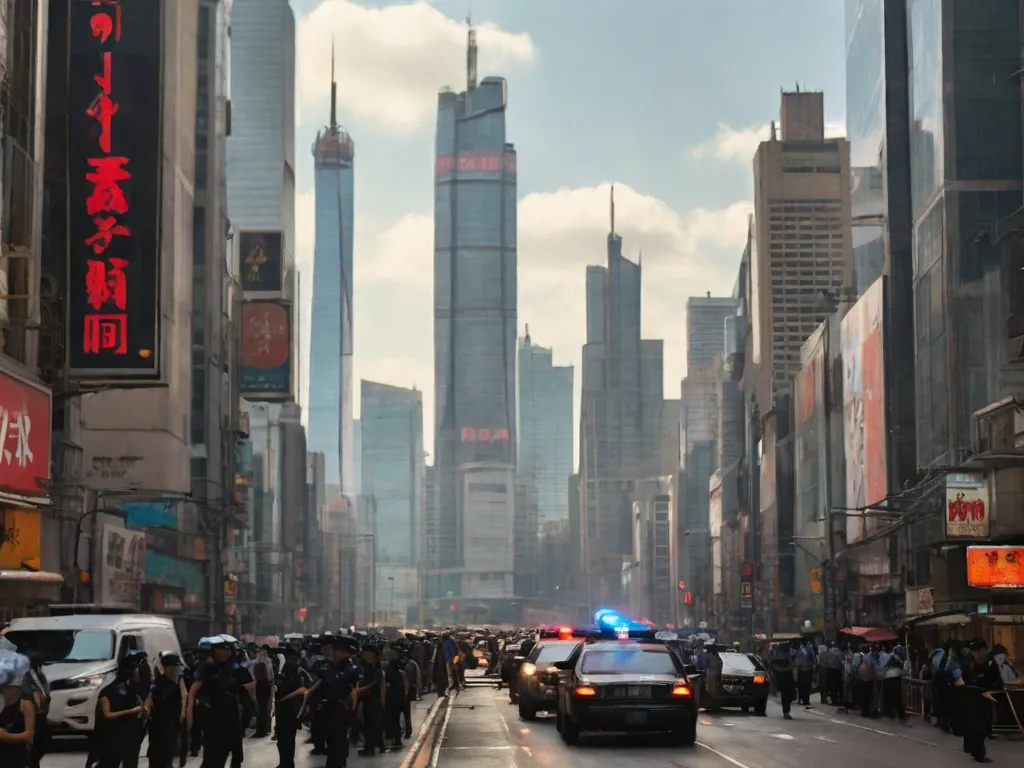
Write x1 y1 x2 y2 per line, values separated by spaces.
119 650 148 671
159 651 184 668
328 636 359 655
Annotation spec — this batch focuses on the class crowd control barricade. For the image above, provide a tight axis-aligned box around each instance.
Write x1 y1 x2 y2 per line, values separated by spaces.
991 687 1024 738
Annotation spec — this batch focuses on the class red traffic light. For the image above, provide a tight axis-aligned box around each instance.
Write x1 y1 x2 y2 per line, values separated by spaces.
684 592 693 605
677 580 686 591
741 561 755 578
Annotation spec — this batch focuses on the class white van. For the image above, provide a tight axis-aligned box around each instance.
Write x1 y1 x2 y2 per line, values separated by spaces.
2 612 182 736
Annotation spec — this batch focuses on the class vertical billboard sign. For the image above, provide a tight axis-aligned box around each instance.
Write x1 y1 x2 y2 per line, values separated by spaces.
238 231 284 293
795 328 825 526
98 524 146 606
841 278 887 542
240 301 293 399
68 0 162 381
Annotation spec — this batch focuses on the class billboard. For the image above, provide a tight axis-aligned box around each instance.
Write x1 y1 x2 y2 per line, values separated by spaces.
945 473 990 539
238 231 284 293
435 150 517 178
0 368 52 498
68 0 162 381
794 326 826 525
240 301 292 399
841 278 887 542
460 427 510 443
97 524 146 606
966 546 1024 589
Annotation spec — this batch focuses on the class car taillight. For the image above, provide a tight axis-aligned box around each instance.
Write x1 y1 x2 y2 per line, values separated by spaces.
574 685 597 697
753 674 766 684
671 684 692 697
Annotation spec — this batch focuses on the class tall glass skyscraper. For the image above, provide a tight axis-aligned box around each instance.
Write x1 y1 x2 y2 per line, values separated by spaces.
432 26 517 598
308 53 355 491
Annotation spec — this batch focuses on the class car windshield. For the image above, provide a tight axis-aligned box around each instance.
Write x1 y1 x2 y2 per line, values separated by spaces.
720 653 757 673
580 649 678 676
535 643 577 664
3 629 116 664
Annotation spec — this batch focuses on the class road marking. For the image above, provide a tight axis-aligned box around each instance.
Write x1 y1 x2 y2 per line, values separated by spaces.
723 722 736 727
807 710 939 748
815 736 837 743
443 746 513 750
772 733 794 740
696 742 755 768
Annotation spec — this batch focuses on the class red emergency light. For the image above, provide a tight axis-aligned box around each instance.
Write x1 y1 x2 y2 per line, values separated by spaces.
558 626 573 640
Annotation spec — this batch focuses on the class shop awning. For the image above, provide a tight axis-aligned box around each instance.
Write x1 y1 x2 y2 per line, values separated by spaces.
908 612 972 628
0 570 64 604
840 625 898 643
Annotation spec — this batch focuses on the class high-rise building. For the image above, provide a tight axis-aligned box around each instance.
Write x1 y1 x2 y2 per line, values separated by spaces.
517 330 574 523
578 187 664 607
751 91 854 409
431 24 517 602
360 381 425 624
308 50 355 491
686 295 735 370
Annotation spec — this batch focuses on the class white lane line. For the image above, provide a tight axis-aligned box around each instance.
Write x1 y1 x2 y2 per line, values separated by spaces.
805 710 940 749
815 736 837 743
696 742 756 768
772 733 794 740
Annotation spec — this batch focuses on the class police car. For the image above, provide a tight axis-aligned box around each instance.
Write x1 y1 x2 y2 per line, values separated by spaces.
516 627 584 720
554 627 698 746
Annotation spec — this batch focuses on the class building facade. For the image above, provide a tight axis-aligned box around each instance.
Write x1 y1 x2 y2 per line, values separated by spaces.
308 59 355 492
686 295 735 370
431 27 517 603
517 331 573 523
360 380 425 624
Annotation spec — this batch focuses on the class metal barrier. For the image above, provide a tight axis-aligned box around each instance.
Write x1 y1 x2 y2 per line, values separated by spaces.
992 688 1024 738
902 678 928 717
400 693 454 768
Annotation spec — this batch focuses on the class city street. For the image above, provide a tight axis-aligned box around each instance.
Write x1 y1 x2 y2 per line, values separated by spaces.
438 685 1019 768
42 696 436 768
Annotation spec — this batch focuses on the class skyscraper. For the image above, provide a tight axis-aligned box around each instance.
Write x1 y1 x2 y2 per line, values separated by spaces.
431 24 517 601
686 295 735 370
578 187 664 607
517 329 573 523
308 48 355 492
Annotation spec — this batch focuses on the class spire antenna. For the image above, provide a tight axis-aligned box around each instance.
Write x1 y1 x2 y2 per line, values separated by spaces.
610 183 616 236
329 36 338 132
466 14 478 91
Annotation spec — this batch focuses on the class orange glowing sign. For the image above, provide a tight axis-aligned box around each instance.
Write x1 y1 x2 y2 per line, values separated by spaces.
966 546 1024 589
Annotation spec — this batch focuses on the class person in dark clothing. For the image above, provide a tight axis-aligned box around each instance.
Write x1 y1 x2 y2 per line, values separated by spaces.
147 653 187 768
186 636 255 768
382 648 406 749
274 644 312 768
316 636 360 768
246 644 271 738
769 643 796 720
21 655 49 768
179 652 197 767
97 651 149 768
188 646 211 757
356 645 386 756
0 649 35 768
957 640 1000 763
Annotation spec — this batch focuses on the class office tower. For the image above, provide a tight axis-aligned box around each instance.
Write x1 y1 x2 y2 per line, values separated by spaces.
360 381 425 624
686 295 735 370
431 24 517 602
308 50 355 492
578 187 664 607
751 91 854 410
517 329 574 523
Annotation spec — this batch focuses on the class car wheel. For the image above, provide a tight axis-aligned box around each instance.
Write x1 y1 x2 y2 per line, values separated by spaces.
555 706 563 732
673 716 697 746
754 699 767 717
518 698 537 721
561 716 580 745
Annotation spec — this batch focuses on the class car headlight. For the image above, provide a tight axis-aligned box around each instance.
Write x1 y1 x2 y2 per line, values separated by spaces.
521 663 536 677
69 674 106 688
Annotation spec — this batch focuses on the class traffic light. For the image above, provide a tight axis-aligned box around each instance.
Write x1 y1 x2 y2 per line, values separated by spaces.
684 592 693 605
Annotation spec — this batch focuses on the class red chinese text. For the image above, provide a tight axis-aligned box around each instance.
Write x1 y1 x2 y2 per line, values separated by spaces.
83 314 128 355
85 257 128 311
460 427 510 443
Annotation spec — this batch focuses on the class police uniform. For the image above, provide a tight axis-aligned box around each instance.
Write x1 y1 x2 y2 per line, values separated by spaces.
307 639 329 754
193 636 251 768
97 651 148 768
321 636 360 768
273 644 311 768
357 644 385 756
148 653 185 768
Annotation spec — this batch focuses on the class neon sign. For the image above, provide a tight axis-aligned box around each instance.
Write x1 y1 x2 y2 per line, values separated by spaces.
68 0 161 380
435 151 517 177
460 427 510 443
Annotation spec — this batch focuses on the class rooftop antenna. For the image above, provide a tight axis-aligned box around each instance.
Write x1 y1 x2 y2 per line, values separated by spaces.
329 36 338 132
466 14 478 91
610 183 616 236
524 323 530 344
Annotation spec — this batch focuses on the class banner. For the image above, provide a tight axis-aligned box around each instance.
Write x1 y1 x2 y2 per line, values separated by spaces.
97 524 146 606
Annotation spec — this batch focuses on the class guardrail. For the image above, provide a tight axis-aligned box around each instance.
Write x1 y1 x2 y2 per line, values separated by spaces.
400 692 455 768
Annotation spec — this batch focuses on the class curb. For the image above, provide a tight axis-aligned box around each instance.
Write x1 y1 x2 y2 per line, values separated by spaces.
400 690 457 768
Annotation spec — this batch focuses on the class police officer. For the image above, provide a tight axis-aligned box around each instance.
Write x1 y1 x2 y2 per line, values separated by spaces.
147 652 187 768
273 644 311 768
96 650 148 768
305 637 329 754
304 636 359 768
185 636 256 768
189 642 211 758
356 644 386 756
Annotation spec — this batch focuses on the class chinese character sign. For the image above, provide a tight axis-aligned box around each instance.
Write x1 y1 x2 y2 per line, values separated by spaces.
68 0 162 379
945 473 990 539
98 524 146 606
460 427 510 443
966 546 1024 589
238 231 284 292
0 369 52 497
240 301 293 398
435 151 517 178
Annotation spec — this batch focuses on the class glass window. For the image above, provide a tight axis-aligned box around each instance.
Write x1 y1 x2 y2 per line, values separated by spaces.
534 643 578 664
4 629 115 663
579 649 679 676
719 652 757 673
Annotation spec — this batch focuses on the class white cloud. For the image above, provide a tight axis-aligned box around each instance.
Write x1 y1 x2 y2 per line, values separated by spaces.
295 183 750 457
296 1 536 131
690 120 847 163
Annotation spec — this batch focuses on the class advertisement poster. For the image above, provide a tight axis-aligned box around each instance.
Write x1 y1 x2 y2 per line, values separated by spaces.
98 524 146 606
0 507 41 569
841 278 887 542
240 301 292 398
238 231 284 293
966 546 1024 589
0 367 52 498
945 473 990 539
795 328 825 525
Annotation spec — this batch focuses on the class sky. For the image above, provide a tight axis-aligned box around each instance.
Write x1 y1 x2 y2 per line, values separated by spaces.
288 0 848 461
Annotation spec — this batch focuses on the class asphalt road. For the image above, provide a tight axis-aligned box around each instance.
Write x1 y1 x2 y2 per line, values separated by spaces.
438 685 1018 768
41 695 437 768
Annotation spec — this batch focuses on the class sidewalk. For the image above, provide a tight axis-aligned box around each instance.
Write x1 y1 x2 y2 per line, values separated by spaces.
434 685 516 768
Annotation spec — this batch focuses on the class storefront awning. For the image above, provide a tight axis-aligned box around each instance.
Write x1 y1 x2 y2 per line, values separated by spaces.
840 625 898 643
907 612 972 628
0 570 64 604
